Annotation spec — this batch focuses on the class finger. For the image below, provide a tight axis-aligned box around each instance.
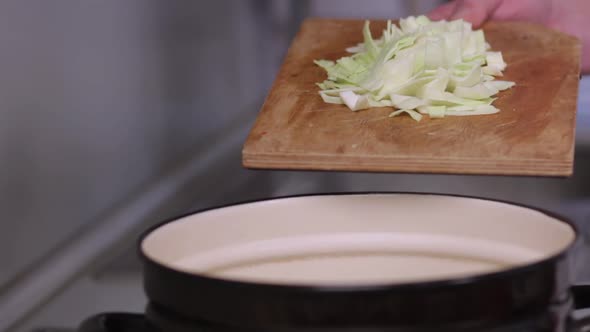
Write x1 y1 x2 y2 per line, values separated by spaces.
428 1 460 21
450 0 504 27
491 0 553 25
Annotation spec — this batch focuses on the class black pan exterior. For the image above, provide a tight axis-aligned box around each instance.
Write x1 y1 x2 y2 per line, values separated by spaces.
142 254 572 330
144 299 573 332
139 193 577 330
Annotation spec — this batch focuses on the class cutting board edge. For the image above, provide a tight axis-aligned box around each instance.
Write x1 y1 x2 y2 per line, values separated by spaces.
243 154 574 177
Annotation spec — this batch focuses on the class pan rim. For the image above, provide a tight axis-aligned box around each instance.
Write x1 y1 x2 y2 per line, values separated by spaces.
138 191 578 293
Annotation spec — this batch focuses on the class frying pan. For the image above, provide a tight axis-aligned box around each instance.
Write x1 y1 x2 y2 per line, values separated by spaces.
79 193 590 331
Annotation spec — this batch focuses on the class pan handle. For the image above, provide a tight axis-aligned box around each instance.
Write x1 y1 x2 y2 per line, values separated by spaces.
78 313 157 332
571 285 590 332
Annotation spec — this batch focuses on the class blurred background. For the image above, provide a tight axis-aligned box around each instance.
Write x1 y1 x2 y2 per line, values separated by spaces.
0 1 589 331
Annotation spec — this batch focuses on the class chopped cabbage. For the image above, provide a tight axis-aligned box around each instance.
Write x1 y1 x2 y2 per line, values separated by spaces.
421 105 446 118
389 109 423 122
315 16 515 121
339 91 370 111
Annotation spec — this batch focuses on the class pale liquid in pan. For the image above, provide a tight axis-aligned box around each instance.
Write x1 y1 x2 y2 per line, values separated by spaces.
174 234 543 286
205 253 508 285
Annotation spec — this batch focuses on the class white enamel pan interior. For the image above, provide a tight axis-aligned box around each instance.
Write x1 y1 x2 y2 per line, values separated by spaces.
141 194 576 287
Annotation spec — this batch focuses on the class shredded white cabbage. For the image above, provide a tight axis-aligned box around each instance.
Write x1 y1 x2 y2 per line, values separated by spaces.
315 16 515 122
389 109 423 122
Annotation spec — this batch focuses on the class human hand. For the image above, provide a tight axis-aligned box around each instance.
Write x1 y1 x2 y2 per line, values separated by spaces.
428 0 590 73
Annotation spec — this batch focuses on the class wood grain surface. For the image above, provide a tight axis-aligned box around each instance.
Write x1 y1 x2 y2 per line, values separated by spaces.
242 19 581 176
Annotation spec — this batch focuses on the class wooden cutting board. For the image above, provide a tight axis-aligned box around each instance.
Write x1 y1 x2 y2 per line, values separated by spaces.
242 19 581 176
